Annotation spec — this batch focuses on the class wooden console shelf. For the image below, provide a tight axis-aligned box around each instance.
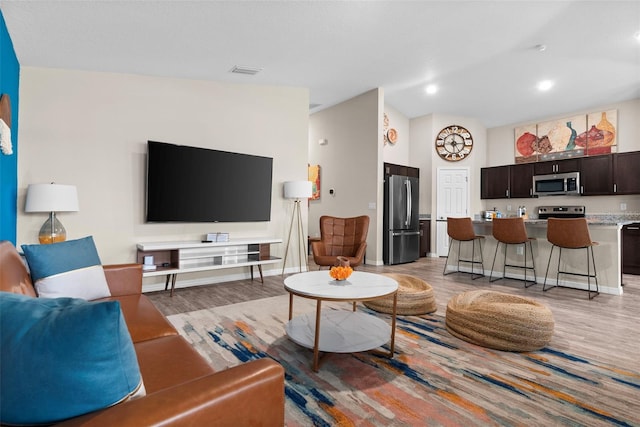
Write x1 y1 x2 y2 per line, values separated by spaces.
136 238 282 296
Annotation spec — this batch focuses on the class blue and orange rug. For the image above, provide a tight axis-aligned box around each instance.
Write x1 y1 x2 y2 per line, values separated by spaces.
168 295 639 426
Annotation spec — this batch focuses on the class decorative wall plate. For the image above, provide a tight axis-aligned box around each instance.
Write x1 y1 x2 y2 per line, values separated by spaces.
387 128 398 145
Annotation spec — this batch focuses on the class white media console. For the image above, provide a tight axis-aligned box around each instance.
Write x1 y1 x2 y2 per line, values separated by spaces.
136 238 282 296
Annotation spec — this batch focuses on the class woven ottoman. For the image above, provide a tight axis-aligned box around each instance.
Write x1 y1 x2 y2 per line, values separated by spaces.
363 273 436 315
445 290 554 352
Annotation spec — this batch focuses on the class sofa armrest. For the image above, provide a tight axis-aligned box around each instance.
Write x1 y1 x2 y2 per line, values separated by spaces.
103 264 143 297
58 358 285 426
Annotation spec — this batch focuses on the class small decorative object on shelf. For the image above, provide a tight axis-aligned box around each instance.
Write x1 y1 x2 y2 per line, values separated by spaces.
205 232 229 242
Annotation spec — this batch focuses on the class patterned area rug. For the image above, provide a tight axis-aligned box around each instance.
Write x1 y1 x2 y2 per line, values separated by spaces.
167 295 640 426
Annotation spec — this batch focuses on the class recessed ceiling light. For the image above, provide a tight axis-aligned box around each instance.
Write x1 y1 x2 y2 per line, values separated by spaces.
635 31 640 42
537 80 554 91
425 84 438 95
535 44 547 52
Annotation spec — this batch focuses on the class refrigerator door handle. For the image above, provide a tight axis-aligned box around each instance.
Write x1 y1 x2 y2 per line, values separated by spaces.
392 231 421 236
405 179 411 227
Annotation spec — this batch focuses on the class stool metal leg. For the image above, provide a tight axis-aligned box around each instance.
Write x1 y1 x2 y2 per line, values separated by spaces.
472 238 485 280
489 241 501 282
444 237 485 279
587 245 600 300
492 240 537 287
468 238 484 280
556 247 563 286
543 244 599 299
543 245 556 292
524 240 537 288
443 238 453 275
442 238 460 276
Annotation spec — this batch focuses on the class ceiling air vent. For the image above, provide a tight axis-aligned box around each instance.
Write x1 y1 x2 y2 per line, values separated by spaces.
229 65 262 75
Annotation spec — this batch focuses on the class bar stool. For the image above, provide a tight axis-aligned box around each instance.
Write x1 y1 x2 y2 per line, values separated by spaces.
543 218 599 299
443 217 485 279
489 217 537 287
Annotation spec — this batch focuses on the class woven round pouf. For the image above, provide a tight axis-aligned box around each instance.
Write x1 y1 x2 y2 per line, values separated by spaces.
445 290 554 352
363 273 436 315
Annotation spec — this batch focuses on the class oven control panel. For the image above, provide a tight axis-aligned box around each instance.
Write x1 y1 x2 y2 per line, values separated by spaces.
537 205 585 219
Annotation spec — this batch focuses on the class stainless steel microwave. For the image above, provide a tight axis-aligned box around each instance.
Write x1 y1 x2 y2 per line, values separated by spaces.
532 172 580 196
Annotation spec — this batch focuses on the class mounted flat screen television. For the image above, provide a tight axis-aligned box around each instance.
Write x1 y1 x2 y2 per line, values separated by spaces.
146 141 273 222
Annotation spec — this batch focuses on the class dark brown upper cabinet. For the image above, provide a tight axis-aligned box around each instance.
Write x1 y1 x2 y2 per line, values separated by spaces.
509 163 535 198
481 165 510 199
533 158 580 175
613 151 640 195
580 155 613 196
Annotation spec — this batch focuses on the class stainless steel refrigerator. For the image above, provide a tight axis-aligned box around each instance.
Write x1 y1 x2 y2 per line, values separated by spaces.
383 174 420 264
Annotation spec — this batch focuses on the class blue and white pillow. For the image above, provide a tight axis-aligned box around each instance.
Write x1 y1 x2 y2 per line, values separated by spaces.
21 236 111 300
0 292 145 425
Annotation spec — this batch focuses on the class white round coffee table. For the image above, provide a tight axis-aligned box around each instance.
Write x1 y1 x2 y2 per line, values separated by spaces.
284 270 398 371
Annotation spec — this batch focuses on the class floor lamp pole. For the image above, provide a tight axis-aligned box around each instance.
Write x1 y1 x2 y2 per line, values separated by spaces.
282 199 307 275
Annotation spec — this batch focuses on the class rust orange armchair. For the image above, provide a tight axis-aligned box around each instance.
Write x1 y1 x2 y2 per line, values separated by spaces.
311 215 369 269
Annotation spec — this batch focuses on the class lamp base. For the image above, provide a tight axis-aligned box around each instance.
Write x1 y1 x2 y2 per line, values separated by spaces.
38 213 67 244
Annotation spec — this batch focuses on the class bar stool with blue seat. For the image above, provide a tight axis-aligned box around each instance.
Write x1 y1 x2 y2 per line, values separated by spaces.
489 217 537 287
543 217 599 299
443 217 485 279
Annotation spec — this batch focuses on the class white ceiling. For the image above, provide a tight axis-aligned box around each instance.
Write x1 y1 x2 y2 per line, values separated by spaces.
1 1 639 127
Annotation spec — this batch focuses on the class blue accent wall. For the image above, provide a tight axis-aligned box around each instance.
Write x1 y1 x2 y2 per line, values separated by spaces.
0 10 19 244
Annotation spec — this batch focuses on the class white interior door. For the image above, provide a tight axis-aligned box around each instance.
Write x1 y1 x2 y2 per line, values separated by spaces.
436 168 470 256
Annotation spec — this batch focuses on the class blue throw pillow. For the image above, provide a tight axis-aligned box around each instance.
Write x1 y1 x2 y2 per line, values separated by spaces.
0 292 145 425
21 236 111 300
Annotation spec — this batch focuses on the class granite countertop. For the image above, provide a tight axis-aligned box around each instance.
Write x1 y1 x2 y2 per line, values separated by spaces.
473 214 640 227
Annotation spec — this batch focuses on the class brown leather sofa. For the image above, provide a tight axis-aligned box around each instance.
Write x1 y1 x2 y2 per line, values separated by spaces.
311 215 369 269
0 241 285 426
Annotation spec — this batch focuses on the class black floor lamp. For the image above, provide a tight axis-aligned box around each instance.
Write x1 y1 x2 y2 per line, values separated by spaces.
282 180 312 275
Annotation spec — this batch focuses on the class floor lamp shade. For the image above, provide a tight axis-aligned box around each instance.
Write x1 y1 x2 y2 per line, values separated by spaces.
284 181 312 200
25 184 79 244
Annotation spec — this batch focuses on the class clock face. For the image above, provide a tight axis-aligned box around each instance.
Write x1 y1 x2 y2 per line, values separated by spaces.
435 125 473 161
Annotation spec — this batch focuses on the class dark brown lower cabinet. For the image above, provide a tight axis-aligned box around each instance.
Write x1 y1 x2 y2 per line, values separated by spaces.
419 220 431 257
622 223 640 275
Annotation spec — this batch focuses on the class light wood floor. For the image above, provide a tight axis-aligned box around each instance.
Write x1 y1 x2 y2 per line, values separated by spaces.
148 256 640 371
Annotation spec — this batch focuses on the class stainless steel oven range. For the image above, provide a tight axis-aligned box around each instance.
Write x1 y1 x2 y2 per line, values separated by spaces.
537 205 586 219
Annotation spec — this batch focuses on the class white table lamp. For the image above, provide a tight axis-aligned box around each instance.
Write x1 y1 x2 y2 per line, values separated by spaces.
25 183 79 244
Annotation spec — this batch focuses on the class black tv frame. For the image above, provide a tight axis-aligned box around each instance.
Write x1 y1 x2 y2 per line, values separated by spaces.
145 141 273 223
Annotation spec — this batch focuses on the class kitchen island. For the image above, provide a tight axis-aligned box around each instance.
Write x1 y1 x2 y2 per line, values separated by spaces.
444 217 636 296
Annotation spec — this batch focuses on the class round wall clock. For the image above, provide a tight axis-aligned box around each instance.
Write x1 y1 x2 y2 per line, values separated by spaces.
435 125 473 161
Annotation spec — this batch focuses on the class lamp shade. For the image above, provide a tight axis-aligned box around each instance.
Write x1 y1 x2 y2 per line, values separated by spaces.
283 181 312 200
25 184 79 213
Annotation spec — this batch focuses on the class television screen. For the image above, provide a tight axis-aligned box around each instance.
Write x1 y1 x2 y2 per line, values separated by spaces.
146 141 273 222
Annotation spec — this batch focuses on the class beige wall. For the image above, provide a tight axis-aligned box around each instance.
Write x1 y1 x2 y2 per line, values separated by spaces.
382 103 410 165
409 114 487 255
486 98 640 216
17 67 309 288
308 89 382 264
